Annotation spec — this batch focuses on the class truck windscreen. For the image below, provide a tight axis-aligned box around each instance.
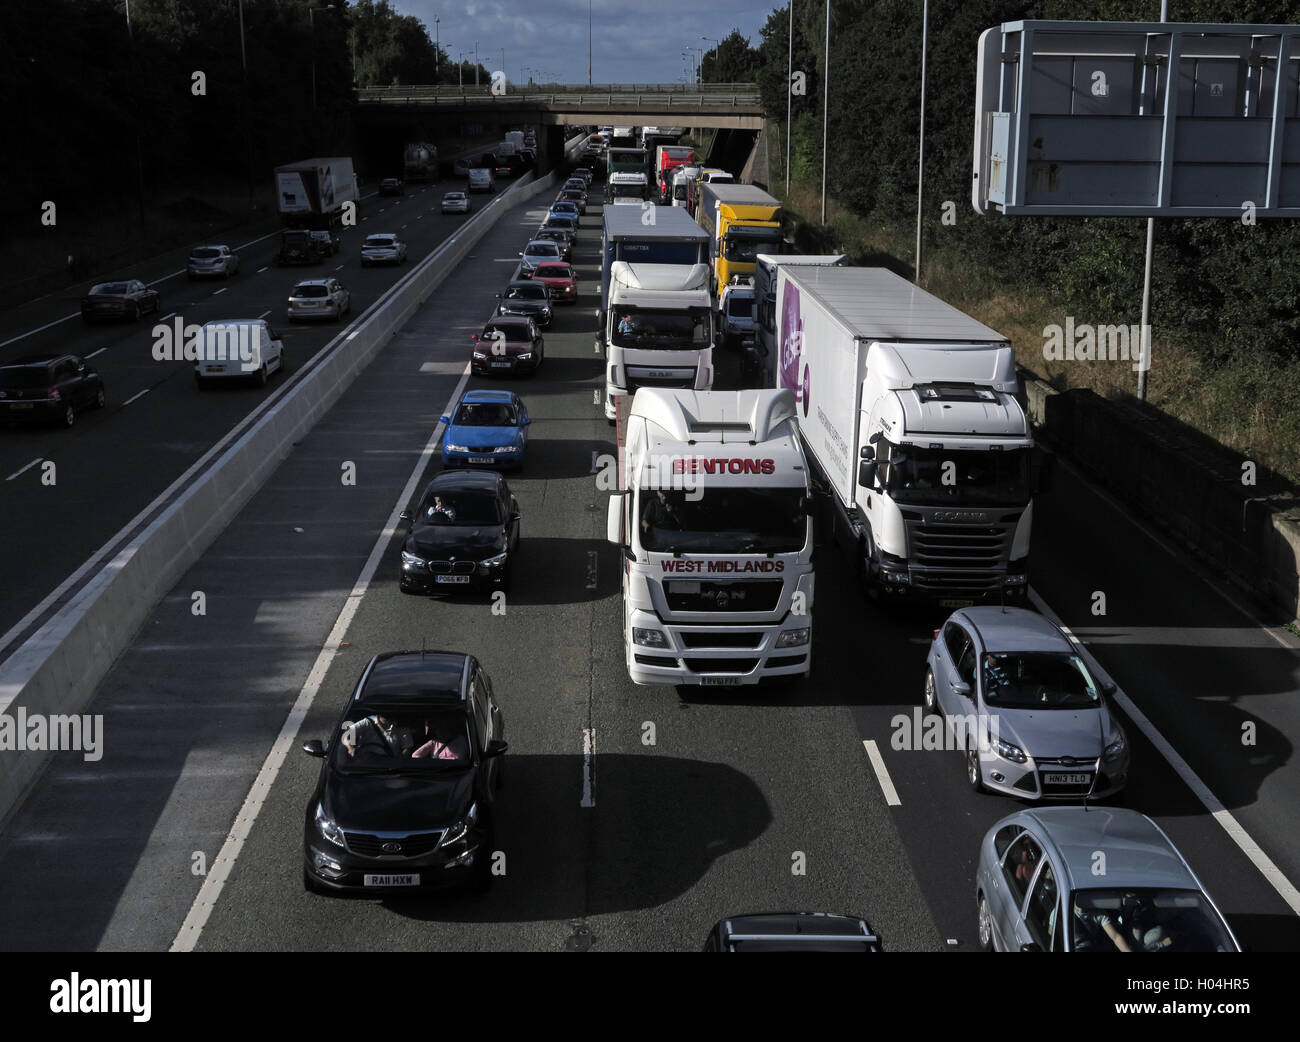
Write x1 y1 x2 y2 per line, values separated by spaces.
612 310 706 349
883 445 1031 506
639 487 806 554
724 232 783 262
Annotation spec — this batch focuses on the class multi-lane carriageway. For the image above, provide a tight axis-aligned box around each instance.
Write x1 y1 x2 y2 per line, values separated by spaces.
0 172 1298 952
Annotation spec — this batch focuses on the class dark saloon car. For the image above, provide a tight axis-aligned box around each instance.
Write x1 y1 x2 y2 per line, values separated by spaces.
379 177 405 196
398 470 522 594
80 279 160 323
0 353 105 427
301 650 507 894
495 280 552 326
471 316 544 376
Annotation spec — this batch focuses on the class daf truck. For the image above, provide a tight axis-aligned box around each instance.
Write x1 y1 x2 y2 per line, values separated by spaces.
607 388 815 687
275 157 359 229
754 254 845 386
695 183 783 295
775 266 1034 604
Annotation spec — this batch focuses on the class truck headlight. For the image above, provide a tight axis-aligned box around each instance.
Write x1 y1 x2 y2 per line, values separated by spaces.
315 803 345 848
632 627 668 648
994 738 1027 764
881 570 910 585
1004 573 1027 585
401 550 427 569
776 627 810 648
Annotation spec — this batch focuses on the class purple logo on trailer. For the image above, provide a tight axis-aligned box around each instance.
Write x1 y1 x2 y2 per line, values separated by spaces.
779 282 808 413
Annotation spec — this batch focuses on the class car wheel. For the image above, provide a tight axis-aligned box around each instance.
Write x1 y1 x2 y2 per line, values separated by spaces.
62 403 76 427
977 894 995 952
966 741 985 793
923 669 940 716
132 303 141 321
94 387 106 410
257 365 268 387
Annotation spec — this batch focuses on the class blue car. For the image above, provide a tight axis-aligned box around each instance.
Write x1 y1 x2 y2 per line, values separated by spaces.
441 389 531 470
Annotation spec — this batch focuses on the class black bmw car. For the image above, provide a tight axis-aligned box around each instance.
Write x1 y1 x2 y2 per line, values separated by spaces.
399 471 521 594
302 650 507 894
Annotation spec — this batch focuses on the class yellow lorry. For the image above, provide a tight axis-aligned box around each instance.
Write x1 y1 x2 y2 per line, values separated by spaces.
694 183 784 295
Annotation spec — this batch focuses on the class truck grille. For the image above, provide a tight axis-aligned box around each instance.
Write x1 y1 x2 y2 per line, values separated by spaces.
678 631 764 649
902 511 1021 592
684 658 759 675
664 580 783 612
626 374 695 395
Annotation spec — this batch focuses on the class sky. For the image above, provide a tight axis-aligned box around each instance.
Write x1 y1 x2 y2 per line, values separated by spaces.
395 0 779 85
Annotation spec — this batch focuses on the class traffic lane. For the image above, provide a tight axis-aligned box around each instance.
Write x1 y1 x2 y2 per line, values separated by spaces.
1032 454 1300 885
0 187 499 639
0 231 486 949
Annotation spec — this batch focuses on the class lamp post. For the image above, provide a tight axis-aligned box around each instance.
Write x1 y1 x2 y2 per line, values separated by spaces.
435 17 440 78
475 42 479 86
701 36 719 84
914 0 928 284
786 2 792 195
821 1 829 225
458 52 467 89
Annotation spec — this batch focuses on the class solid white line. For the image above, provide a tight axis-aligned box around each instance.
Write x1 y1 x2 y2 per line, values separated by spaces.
122 388 150 406
580 728 596 807
257 311 270 320
334 264 345 272
257 266 270 274
211 288 228 296
85 348 107 360
5 458 42 482
1029 587 1300 915
170 362 472 951
159 312 177 322
0 314 77 350
862 740 901 806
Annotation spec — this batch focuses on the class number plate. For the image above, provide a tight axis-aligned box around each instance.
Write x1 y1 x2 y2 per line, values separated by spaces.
940 599 975 608
6 403 34 410
435 575 471 584
490 360 512 368
700 676 742 686
1044 773 1092 786
363 874 419 887
467 456 494 464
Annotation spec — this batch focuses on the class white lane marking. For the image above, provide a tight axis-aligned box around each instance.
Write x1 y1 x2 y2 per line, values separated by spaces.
5 458 43 482
211 288 228 296
1029 587 1300 915
257 266 270 274
170 362 472 951
585 550 597 591
334 264 345 272
0 314 78 349
159 312 177 322
122 388 150 406
581 728 596 807
863 740 901 806
257 310 270 320
85 348 107 359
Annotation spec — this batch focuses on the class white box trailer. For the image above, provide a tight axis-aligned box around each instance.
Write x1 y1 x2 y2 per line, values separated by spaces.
754 254 845 387
275 157 358 228
774 266 1035 603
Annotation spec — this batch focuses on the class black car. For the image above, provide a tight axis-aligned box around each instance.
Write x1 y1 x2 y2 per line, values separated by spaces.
379 177 405 196
702 912 882 952
399 470 522 594
0 354 106 427
301 650 507 894
80 279 160 323
541 214 579 237
533 228 572 261
495 280 552 326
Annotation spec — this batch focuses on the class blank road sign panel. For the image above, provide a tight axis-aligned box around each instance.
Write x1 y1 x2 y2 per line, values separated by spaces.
972 20 1300 216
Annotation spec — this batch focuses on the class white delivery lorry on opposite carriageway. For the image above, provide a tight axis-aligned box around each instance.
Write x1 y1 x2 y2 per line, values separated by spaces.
607 388 815 687
775 266 1036 605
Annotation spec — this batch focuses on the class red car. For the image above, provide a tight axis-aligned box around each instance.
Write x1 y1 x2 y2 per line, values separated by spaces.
531 263 578 304
471 316 545 376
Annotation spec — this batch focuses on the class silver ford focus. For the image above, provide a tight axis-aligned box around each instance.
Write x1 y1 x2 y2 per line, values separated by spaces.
924 606 1129 799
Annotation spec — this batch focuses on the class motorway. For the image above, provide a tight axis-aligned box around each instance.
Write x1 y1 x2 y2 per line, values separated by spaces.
0 177 1298 951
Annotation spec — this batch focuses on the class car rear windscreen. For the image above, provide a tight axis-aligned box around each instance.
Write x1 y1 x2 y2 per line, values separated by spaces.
191 248 221 259
0 368 50 388
293 285 329 298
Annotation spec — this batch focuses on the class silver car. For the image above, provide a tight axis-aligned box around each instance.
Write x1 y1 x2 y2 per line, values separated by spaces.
288 278 350 322
360 233 407 266
441 191 471 214
187 244 239 280
975 807 1241 952
517 239 561 277
924 606 1129 799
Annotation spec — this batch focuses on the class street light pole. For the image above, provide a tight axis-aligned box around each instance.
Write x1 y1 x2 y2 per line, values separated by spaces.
786 2 792 196
701 36 719 84
588 0 593 86
475 42 479 86
435 17 440 78
821 1 829 225
914 0 928 284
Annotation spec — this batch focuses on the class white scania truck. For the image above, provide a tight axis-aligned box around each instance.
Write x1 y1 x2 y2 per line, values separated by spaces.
598 205 713 421
775 266 1035 604
607 388 816 687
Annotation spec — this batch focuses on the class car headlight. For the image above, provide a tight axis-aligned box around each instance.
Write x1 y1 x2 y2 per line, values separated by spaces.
1103 732 1127 760
517 352 532 361
472 351 488 360
994 738 1027 763
632 627 668 648
401 550 427 568
481 551 509 567
315 802 345 847
776 627 810 648
444 443 470 453
439 802 479 847
493 445 519 454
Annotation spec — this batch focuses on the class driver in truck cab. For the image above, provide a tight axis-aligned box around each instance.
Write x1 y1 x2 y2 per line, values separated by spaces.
641 489 682 534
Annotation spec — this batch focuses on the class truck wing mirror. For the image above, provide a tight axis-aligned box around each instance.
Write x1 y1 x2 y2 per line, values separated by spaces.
857 460 877 488
606 492 627 545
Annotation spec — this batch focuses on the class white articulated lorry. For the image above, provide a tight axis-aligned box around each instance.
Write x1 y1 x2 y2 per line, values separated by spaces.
607 389 815 687
598 205 713 421
754 254 845 387
775 266 1035 605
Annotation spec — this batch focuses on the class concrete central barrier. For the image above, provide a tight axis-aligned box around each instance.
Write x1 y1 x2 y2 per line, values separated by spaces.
0 165 569 825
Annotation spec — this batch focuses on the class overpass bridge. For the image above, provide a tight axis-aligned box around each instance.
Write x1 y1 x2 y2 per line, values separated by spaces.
356 82 764 130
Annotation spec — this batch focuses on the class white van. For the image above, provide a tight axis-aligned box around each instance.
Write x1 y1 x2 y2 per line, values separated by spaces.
194 318 284 387
468 167 496 193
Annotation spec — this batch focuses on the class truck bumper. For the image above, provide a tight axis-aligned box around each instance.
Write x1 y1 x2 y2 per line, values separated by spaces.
625 612 812 687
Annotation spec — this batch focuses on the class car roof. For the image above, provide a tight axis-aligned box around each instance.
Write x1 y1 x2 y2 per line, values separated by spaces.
364 232 398 238
461 389 517 404
1015 808 1200 893
533 263 571 274
291 279 333 288
200 318 265 328
959 606 1070 654
712 912 879 951
524 239 559 248
191 244 229 250
428 469 506 491
484 316 533 329
358 651 469 705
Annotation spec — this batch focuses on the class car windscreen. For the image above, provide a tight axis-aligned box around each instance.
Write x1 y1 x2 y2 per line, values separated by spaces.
639 487 806 554
444 193 465 200
534 266 572 280
726 296 754 318
417 489 504 525
292 284 329 298
980 652 1100 709
331 710 471 771
505 284 547 300
1070 889 1237 952
0 368 50 389
454 403 517 427
191 248 221 259
524 243 559 257
89 283 129 295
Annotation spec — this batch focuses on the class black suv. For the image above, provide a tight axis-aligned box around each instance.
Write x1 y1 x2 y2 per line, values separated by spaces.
302 651 507 894
0 354 105 427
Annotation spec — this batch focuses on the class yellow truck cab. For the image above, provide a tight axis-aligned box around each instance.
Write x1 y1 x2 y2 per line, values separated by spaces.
694 183 783 296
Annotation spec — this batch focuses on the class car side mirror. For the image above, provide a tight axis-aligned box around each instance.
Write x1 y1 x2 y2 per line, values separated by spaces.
858 460 877 488
952 680 971 697
522 416 532 426
1019 942 1043 953
440 415 450 425
1101 680 1117 696
302 739 326 758
399 511 412 523
495 293 503 299
483 739 509 759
